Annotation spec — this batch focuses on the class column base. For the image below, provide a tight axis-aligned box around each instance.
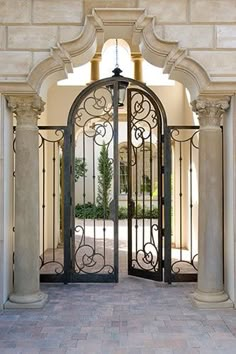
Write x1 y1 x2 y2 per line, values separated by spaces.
4 291 48 309
192 289 233 309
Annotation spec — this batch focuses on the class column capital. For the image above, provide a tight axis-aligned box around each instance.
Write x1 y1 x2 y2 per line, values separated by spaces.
131 53 143 61
191 96 230 129
6 95 45 126
91 53 101 62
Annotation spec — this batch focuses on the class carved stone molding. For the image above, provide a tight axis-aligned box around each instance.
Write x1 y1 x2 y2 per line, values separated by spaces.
6 95 45 126
191 96 230 129
26 8 210 100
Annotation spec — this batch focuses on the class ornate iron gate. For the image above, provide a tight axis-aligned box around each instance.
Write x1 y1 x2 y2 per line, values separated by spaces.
127 87 169 281
63 76 170 283
13 77 202 284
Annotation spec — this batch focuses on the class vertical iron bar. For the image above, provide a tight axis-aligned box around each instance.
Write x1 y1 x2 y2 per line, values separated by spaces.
113 81 119 282
150 134 153 243
158 127 163 278
189 140 193 262
71 126 75 272
63 127 71 283
42 139 45 263
83 131 86 244
179 142 183 261
135 147 138 256
164 127 172 283
52 142 56 261
142 140 145 247
93 137 96 251
103 146 106 262
127 89 133 273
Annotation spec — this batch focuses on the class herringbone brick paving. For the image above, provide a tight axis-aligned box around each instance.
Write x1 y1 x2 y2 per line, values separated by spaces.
0 277 236 353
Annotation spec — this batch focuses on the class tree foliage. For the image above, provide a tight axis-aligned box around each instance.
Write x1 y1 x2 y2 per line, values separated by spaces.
96 142 113 217
74 157 87 182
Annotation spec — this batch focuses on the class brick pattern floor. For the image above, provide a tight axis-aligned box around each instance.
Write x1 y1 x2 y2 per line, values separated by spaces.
0 278 236 353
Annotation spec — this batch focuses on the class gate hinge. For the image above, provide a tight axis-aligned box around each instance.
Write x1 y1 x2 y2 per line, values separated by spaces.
161 197 165 205
161 260 165 268
161 228 165 236
13 252 15 265
161 166 164 174
161 135 164 143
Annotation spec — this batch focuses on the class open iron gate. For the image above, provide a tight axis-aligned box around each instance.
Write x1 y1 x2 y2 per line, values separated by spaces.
63 76 170 283
13 76 201 284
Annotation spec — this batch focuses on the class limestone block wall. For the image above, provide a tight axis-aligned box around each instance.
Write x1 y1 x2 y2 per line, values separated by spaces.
0 0 236 83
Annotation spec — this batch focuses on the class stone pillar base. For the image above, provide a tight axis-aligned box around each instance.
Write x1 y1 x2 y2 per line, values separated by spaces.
4 292 48 309
192 289 233 309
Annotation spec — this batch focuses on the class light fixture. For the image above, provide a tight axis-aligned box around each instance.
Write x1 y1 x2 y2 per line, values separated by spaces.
107 39 128 107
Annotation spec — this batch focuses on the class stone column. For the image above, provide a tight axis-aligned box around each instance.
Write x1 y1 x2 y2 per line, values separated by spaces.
5 95 48 308
191 96 232 308
132 54 143 82
90 54 101 82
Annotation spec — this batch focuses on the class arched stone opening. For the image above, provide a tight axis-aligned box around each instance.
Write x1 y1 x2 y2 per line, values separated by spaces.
4 8 233 309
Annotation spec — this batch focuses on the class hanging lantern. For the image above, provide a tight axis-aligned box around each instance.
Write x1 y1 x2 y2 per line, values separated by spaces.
107 39 128 107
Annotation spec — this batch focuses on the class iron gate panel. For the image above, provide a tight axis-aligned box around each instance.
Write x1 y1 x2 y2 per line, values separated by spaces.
127 87 166 281
64 80 120 282
167 126 200 282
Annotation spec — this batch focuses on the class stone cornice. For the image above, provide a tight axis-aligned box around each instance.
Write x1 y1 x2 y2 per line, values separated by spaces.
191 96 230 129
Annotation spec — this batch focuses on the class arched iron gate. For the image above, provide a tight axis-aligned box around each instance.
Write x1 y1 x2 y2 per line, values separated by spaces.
12 76 201 284
63 76 171 283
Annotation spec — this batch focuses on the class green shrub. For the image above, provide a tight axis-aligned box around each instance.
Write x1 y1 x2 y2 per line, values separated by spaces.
75 203 158 219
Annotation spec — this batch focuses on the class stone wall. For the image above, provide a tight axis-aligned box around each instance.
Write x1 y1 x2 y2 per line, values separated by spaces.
0 0 236 85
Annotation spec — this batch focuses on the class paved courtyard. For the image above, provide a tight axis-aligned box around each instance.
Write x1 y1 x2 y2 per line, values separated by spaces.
0 277 236 354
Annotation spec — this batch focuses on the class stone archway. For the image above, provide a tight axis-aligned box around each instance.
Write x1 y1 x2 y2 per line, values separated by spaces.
4 8 233 309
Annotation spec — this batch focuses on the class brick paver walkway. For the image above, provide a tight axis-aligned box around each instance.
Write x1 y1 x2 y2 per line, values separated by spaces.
0 277 236 353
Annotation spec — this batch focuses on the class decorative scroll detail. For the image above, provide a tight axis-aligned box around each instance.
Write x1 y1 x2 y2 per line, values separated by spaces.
132 243 159 272
39 257 64 275
38 129 64 148
170 129 199 149
130 92 161 148
74 87 113 125
74 225 114 275
171 254 198 274
74 86 114 147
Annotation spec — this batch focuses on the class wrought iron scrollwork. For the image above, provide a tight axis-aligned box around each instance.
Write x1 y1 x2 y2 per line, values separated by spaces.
74 225 114 275
170 128 199 149
171 254 198 274
132 242 159 272
130 92 161 148
39 256 64 275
